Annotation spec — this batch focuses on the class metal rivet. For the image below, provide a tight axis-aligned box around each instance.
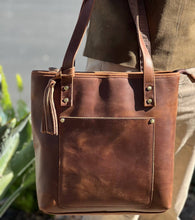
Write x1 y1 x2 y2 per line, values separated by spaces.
63 85 69 91
60 118 65 123
149 118 155 124
147 98 153 104
63 98 69 103
146 86 152 91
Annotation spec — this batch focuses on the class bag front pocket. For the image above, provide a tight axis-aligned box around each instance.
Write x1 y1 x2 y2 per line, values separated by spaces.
58 117 155 210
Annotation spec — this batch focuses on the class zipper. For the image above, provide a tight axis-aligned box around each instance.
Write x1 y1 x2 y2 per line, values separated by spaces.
59 116 153 119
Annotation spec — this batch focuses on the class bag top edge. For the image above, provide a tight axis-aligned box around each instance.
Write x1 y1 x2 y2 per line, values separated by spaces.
31 70 180 77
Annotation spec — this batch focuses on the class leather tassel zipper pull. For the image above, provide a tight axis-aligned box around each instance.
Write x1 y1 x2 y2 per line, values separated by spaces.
41 79 58 135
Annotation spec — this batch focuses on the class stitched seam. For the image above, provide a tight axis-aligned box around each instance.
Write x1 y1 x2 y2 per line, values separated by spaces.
73 75 179 79
31 73 180 78
58 117 154 208
59 116 152 119
58 124 62 206
71 77 74 106
148 123 155 207
47 210 166 214
56 204 153 207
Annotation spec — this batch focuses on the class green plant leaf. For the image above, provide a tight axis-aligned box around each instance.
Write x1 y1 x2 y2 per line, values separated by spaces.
0 115 29 176
0 165 35 218
16 74 23 92
18 120 32 151
0 66 14 120
0 118 17 152
21 165 35 189
0 108 7 126
1 156 35 207
0 169 14 197
11 141 34 177
0 66 37 216
16 100 29 120
12 189 37 213
11 113 30 136
0 117 32 198
0 133 19 176
0 185 23 218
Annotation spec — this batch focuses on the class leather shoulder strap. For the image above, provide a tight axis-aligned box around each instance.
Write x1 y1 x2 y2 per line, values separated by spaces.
135 0 151 71
61 0 156 107
61 0 95 71
61 0 152 71
128 0 155 106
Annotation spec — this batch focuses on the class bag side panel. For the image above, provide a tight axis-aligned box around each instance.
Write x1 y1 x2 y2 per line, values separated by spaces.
31 72 60 212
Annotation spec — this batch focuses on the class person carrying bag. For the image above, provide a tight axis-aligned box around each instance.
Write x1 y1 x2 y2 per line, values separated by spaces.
31 0 195 219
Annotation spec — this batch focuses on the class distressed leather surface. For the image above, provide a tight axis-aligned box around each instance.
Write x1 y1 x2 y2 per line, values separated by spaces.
31 70 180 214
31 0 180 215
58 118 154 208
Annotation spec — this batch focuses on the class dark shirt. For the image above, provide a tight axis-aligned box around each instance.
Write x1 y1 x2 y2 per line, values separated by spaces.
84 0 195 70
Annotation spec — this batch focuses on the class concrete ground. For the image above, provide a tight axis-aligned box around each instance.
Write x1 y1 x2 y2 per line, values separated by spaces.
0 0 87 106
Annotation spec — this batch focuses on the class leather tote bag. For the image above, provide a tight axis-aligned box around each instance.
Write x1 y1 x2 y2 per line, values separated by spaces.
31 0 180 215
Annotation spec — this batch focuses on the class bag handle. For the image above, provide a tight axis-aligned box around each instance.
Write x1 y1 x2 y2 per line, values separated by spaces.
61 0 156 107
61 0 95 72
128 0 155 106
129 0 152 71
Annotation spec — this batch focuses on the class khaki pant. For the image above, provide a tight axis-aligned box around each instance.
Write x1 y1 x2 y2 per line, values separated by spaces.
82 58 195 220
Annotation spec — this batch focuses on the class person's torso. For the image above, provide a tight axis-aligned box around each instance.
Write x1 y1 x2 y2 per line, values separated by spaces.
84 0 195 70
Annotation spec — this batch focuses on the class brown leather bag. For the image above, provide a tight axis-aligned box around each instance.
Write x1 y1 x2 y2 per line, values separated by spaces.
31 0 180 215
